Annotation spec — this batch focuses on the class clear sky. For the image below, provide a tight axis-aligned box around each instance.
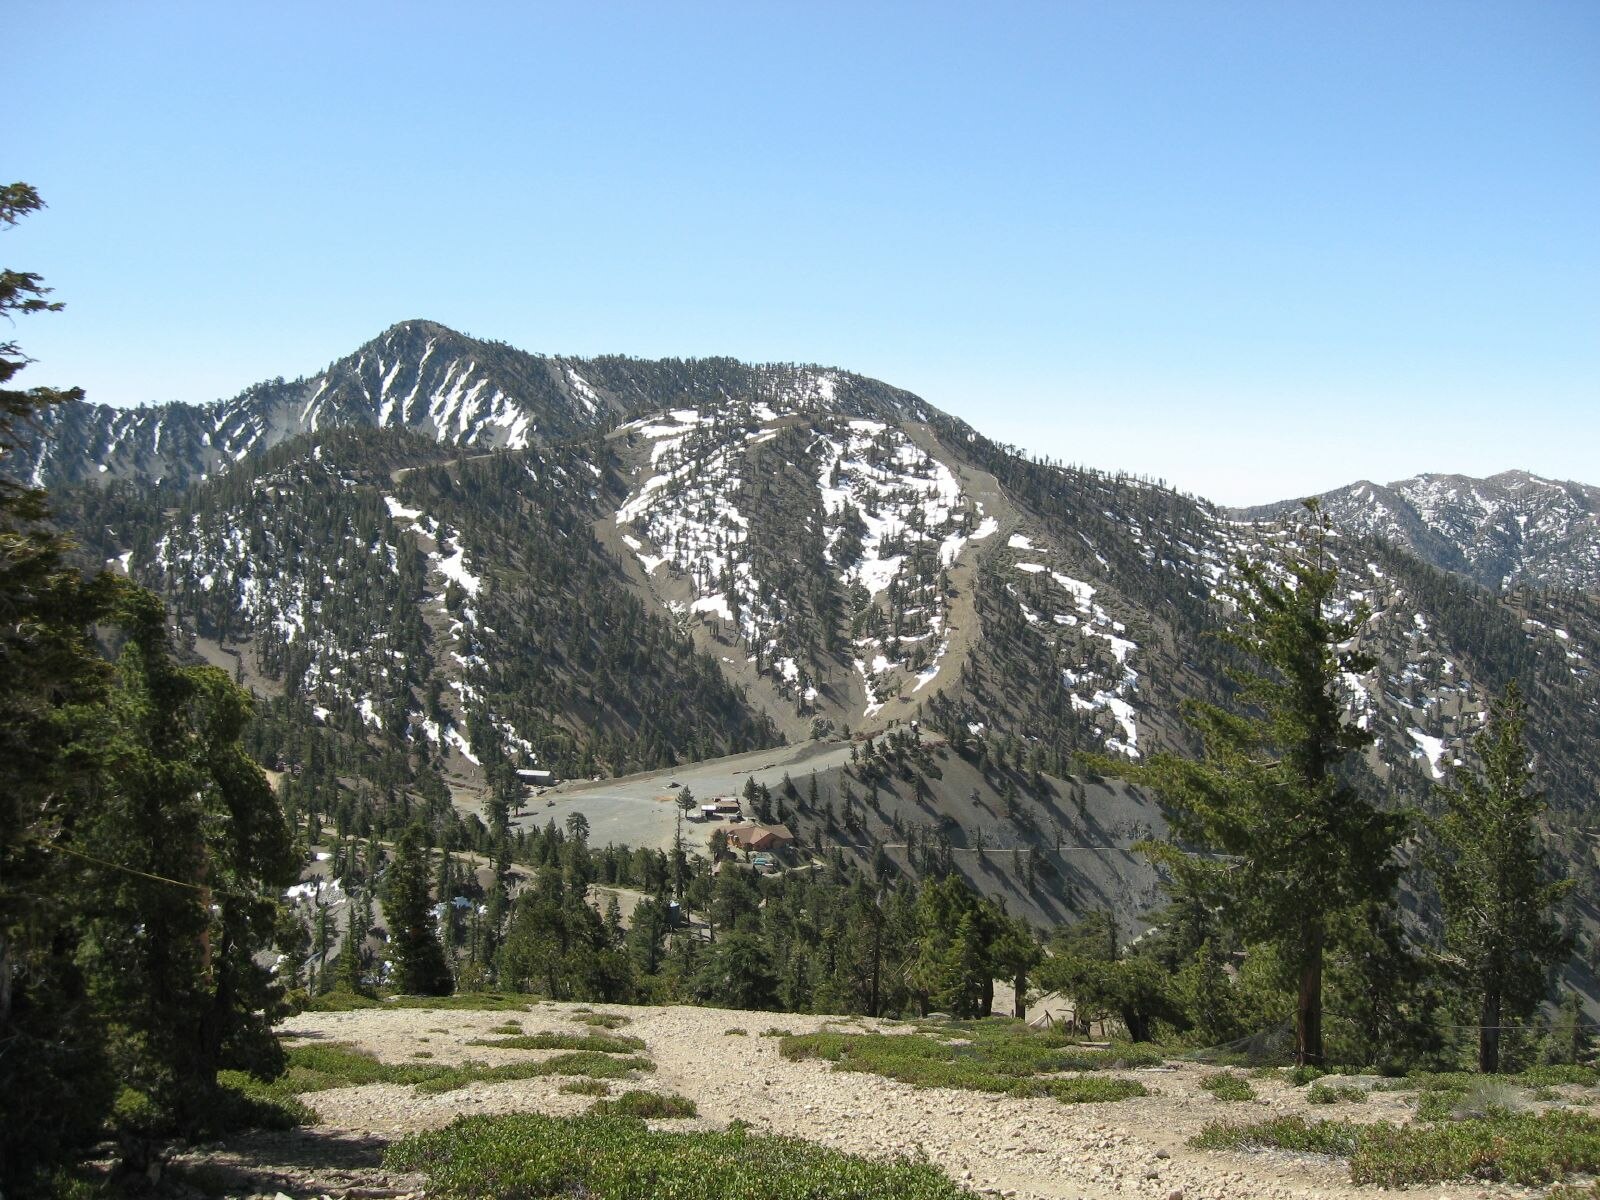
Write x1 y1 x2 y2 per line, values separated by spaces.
10 2 1598 505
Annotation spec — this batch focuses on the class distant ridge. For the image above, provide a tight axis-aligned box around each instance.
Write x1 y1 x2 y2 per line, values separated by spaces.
1232 469 1600 592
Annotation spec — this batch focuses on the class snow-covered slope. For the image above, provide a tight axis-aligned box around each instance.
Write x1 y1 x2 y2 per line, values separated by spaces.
30 320 1600 825
12 322 942 493
1237 470 1600 592
612 400 995 719
16 320 630 488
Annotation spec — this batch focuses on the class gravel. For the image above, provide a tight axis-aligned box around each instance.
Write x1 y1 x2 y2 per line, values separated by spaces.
241 1001 1535 1200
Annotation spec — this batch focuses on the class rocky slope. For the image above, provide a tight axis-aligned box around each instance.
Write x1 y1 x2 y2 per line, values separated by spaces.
175 998 1540 1200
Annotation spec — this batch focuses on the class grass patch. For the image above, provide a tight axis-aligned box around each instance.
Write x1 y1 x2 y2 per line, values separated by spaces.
1387 1065 1600 1094
725 1028 749 1036
780 1023 1152 1104
1200 1072 1256 1102
412 1051 434 1059
589 1091 698 1119
487 1021 523 1035
261 1042 651 1099
1194 1110 1600 1188
386 1111 977 1198
760 1027 794 1038
574 1013 631 1029
1193 1114 1361 1157
467 1032 645 1054
1306 1082 1368 1105
538 1051 655 1080
561 1079 611 1096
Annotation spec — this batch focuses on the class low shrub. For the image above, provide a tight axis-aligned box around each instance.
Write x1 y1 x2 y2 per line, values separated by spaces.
467 1032 645 1055
560 1080 610 1096
263 1041 651 1099
1351 1110 1600 1187
385 1112 976 1199
1193 1110 1600 1188
1306 1083 1367 1105
1192 1115 1361 1157
589 1091 698 1119
779 1026 1150 1104
574 1013 632 1029
1200 1072 1256 1102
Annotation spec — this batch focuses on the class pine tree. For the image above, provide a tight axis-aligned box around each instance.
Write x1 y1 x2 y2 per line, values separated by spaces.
1131 504 1407 1065
0 183 125 1189
383 823 453 995
75 591 298 1132
1434 683 1571 1073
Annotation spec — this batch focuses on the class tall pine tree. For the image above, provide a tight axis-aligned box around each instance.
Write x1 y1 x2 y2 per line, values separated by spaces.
0 180 123 1194
1434 683 1570 1073
383 823 453 995
1132 503 1407 1064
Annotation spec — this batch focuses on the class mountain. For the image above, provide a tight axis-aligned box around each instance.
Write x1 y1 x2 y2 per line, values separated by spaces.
13 319 940 492
17 321 1600 953
1235 470 1600 594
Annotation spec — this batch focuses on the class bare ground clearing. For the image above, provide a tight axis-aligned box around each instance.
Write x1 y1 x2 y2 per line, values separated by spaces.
187 1001 1552 1200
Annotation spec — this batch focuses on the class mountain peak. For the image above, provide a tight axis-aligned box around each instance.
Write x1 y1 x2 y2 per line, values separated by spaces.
1239 469 1600 591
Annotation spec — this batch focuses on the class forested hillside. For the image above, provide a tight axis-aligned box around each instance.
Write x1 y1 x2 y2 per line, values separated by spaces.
20 320 1600 955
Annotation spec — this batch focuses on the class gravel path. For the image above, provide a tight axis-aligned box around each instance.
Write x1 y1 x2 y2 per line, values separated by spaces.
256 1000 1544 1200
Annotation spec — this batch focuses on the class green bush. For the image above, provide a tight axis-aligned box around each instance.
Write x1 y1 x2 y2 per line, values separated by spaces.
1200 1072 1256 1102
1192 1115 1361 1156
574 1013 632 1029
262 1041 651 1099
589 1091 698 1119
536 1052 655 1080
560 1080 610 1096
1352 1111 1600 1187
385 1112 976 1198
1288 1065 1327 1087
1414 1089 1465 1122
468 1032 645 1054
779 1025 1150 1103
1306 1082 1367 1105
1194 1110 1600 1188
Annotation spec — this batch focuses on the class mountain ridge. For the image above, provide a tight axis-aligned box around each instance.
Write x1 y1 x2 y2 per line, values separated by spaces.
14 318 941 491
14 320 1600 955
1234 469 1600 593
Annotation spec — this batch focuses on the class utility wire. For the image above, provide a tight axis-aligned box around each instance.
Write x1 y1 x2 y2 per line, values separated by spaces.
25 839 282 904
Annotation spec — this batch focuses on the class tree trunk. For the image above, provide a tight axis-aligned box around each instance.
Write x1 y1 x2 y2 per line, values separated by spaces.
1013 967 1028 1020
1296 926 1325 1066
1123 1008 1151 1042
868 926 881 1018
1480 989 1501 1074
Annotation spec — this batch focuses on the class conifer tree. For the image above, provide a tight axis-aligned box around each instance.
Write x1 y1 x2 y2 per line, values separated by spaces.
1 184 122 1188
75 590 298 1131
1434 683 1570 1073
383 823 453 995
1131 503 1407 1065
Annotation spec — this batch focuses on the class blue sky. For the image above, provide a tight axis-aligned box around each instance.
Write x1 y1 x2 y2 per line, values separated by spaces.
10 2 1597 504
